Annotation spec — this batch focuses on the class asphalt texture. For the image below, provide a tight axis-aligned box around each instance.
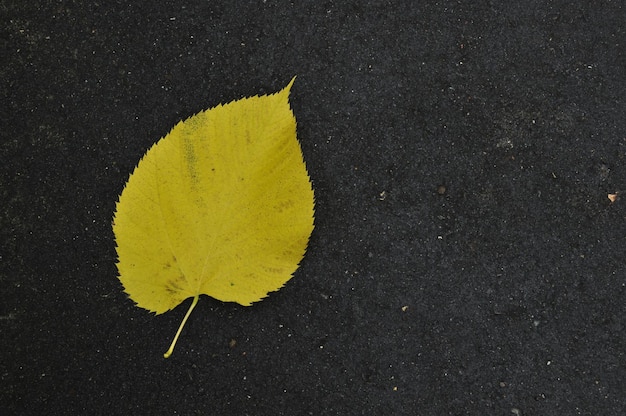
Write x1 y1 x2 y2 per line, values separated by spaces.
2 1 626 415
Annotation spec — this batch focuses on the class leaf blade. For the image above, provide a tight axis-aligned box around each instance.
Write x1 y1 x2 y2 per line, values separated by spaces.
113 78 314 317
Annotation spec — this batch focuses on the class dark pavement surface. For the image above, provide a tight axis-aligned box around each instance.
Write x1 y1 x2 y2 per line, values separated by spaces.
2 1 626 415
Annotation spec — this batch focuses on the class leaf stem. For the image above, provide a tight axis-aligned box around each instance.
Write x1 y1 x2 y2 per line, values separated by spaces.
164 295 199 358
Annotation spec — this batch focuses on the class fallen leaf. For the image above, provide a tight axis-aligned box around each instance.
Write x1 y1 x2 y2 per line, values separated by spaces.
113 78 314 357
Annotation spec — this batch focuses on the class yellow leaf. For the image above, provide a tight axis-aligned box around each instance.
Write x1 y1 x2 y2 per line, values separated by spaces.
112 78 314 357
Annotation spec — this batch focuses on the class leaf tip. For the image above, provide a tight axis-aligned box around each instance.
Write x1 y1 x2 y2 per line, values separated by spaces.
284 75 297 94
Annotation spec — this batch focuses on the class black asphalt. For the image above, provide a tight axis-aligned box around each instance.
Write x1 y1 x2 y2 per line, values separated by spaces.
2 1 626 415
